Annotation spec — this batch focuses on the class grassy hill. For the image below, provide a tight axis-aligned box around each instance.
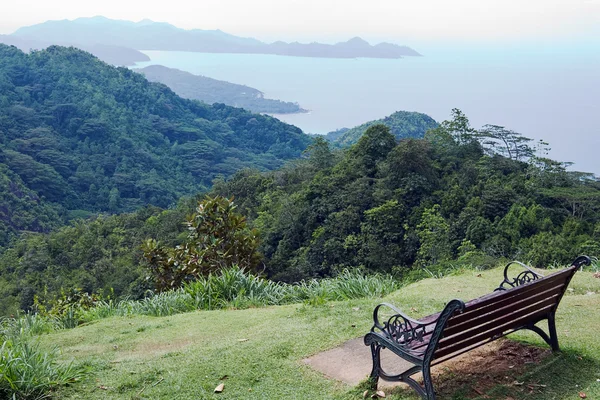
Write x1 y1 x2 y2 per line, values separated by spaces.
35 265 600 399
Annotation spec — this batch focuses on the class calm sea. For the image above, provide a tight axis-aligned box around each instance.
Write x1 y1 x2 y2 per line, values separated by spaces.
134 44 600 174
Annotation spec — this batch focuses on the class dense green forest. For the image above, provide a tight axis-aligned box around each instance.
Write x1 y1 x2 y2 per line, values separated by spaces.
330 110 438 146
213 111 600 281
2 109 599 315
0 44 311 246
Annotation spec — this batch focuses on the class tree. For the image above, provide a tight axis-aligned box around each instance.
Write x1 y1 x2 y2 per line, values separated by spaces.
351 124 396 177
416 205 452 266
477 125 534 161
142 196 261 291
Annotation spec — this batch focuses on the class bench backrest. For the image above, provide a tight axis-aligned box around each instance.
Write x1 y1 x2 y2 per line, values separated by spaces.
432 266 577 360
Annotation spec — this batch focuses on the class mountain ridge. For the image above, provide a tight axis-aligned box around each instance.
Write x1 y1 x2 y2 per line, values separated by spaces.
13 16 422 59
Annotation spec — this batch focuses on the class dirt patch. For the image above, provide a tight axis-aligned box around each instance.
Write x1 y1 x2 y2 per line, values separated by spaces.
428 340 551 398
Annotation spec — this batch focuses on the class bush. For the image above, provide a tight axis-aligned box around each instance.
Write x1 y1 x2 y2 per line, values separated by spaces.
142 196 262 291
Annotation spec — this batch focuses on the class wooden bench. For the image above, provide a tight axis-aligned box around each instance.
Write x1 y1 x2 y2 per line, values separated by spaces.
363 255 591 400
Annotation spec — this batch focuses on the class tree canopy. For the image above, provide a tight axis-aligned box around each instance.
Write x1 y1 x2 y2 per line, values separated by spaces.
0 44 312 246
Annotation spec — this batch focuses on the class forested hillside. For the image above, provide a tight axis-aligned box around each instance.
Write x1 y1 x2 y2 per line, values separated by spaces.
0 44 311 245
138 65 306 114
214 112 600 281
331 110 438 147
2 110 599 315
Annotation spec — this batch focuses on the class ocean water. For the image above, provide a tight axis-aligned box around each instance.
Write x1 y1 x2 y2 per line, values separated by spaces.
134 45 600 174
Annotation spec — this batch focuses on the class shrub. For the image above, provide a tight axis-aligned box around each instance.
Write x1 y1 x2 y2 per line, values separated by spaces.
142 196 262 291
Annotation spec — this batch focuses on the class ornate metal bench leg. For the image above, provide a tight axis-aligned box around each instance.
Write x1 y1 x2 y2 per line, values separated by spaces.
422 363 436 400
369 343 381 390
548 313 559 351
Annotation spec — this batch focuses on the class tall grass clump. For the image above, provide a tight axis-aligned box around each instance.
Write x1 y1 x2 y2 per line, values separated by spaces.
0 316 87 399
184 266 291 309
75 266 403 321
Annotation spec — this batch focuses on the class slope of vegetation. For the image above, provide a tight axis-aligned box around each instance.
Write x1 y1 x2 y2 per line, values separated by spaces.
0 44 311 246
29 265 600 400
138 65 306 114
2 109 599 315
214 112 600 282
331 110 438 147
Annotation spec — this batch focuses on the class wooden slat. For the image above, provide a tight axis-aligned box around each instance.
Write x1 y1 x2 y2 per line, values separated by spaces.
408 281 567 353
409 292 559 354
447 268 573 326
442 284 564 338
438 294 559 350
434 306 553 359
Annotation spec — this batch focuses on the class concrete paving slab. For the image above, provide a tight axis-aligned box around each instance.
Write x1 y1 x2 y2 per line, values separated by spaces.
303 337 414 389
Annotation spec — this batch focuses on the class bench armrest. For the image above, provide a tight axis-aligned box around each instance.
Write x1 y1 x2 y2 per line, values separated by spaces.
369 303 430 346
495 261 543 291
571 255 592 269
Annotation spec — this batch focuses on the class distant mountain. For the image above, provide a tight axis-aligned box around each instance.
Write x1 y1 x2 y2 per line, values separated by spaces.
329 111 439 146
0 35 150 66
0 44 312 245
12 16 421 59
137 65 306 114
0 34 149 66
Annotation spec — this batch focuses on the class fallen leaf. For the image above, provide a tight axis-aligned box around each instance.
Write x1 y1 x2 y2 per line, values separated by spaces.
476 274 482 277
352 307 360 311
363 390 369 398
593 272 600 279
579 392 587 399
214 383 224 393
376 390 386 398
237 339 248 342
98 385 109 390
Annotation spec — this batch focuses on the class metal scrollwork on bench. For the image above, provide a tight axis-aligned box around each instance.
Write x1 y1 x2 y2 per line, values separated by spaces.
371 303 427 348
495 261 544 291
386 314 426 345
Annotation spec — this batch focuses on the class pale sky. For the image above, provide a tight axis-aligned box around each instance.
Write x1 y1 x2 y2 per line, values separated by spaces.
1 0 599 43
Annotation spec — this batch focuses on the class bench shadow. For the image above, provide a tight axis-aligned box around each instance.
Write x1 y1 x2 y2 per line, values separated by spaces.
354 339 599 400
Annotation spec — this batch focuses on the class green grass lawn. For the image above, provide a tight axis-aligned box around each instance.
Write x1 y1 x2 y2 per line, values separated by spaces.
42 267 600 399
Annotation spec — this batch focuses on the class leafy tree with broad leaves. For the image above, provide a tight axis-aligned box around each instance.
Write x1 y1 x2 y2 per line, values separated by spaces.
142 196 261 291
